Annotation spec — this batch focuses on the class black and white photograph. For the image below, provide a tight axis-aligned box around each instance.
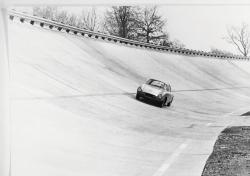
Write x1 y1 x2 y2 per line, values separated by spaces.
1 0 250 176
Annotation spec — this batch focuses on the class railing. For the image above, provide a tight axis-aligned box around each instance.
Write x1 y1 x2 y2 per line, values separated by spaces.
8 10 249 60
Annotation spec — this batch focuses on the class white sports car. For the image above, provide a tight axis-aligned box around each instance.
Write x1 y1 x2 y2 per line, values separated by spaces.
136 79 174 107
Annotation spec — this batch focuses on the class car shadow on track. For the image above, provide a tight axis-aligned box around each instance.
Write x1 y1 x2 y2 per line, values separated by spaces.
126 93 168 108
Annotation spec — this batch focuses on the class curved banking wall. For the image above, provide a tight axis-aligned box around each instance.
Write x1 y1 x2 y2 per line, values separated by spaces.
9 14 250 176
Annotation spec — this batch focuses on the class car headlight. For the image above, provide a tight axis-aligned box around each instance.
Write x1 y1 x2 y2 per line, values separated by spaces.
158 94 162 98
137 87 142 92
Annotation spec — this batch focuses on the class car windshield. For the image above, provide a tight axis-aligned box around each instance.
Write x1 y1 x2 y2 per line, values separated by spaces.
147 79 165 89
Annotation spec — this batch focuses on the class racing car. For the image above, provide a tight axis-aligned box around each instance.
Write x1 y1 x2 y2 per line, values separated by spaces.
136 79 174 107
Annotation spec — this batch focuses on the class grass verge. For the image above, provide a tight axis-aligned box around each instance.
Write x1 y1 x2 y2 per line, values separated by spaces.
202 126 250 176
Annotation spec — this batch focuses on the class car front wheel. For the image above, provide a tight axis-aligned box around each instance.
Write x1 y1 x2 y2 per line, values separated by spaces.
167 97 173 107
136 94 140 100
158 98 166 108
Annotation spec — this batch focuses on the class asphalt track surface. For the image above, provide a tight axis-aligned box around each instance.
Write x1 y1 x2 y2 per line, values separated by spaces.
9 20 250 176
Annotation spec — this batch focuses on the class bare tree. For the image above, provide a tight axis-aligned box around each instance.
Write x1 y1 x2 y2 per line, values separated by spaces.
159 34 185 48
225 23 250 57
170 39 185 49
104 6 138 39
136 6 165 43
33 6 57 20
67 14 77 26
78 8 98 31
54 10 69 24
210 47 234 56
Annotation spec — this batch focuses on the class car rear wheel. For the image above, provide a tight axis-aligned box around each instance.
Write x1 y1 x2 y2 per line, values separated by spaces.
136 94 140 100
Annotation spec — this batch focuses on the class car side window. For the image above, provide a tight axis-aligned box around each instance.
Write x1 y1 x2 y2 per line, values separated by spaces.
146 79 152 84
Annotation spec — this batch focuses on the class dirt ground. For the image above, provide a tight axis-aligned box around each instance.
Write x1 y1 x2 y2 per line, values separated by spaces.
242 112 250 116
202 126 250 176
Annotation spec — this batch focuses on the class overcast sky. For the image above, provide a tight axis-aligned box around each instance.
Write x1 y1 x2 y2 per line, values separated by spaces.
15 5 250 54
158 5 250 53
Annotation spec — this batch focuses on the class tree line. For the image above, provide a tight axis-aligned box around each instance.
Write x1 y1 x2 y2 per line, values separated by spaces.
33 7 99 31
33 6 185 49
33 6 250 57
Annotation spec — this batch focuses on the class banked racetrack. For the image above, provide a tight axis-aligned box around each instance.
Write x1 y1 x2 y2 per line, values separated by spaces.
9 12 250 176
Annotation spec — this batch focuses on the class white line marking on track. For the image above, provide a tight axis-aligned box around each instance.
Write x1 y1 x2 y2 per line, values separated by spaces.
222 106 250 127
206 106 249 128
152 106 249 176
152 140 190 176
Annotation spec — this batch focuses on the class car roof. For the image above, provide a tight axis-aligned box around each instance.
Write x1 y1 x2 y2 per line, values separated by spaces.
148 78 169 85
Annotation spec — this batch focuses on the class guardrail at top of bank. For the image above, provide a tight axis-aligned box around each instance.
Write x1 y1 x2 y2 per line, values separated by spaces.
7 10 250 60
